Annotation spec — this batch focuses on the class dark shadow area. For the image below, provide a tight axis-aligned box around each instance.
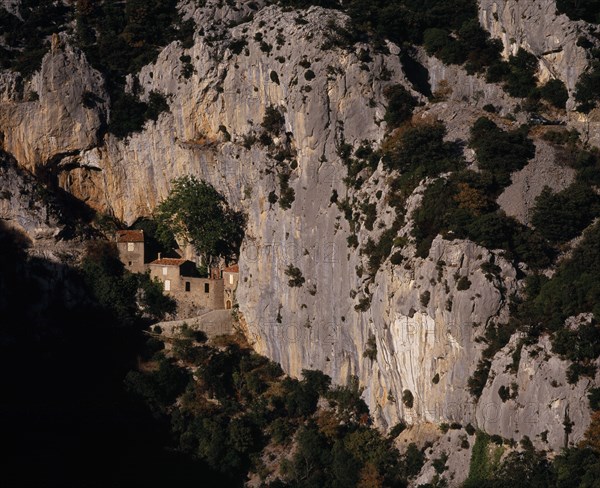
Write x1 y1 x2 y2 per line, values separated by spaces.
400 50 433 99
0 221 230 487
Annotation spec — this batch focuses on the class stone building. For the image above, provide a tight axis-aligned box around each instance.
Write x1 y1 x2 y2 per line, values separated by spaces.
222 264 239 310
115 230 239 312
115 230 145 273
148 256 225 310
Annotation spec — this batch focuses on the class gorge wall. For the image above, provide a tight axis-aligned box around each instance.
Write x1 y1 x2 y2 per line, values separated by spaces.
1 0 599 471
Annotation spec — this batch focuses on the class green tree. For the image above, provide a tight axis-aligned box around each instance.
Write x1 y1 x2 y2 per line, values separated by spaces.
556 0 600 23
469 117 535 188
154 175 245 263
540 79 569 109
531 183 600 245
383 84 417 129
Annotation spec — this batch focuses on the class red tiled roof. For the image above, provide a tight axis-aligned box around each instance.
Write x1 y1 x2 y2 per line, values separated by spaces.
150 258 187 266
116 230 144 243
223 264 239 273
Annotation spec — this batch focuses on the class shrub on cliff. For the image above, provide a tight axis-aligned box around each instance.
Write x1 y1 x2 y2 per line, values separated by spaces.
261 105 285 134
575 59 600 113
284 264 305 287
383 84 417 129
469 117 535 188
540 79 569 109
531 183 600 245
556 0 600 23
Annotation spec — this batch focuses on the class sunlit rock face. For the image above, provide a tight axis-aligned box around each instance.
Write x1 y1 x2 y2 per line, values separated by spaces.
0 0 598 455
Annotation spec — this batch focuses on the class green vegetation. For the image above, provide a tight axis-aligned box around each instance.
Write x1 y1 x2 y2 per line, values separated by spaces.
469 117 535 188
126 331 428 486
0 1 71 77
154 175 245 264
539 79 569 109
81 240 175 325
462 427 600 487
575 56 600 113
516 222 600 379
487 48 539 98
556 0 600 23
457 276 472 291
284 264 305 287
261 105 285 134
382 121 464 178
383 84 417 129
278 171 296 210
410 118 554 266
531 183 600 245
363 333 377 361
464 432 496 487
74 0 192 137
402 389 414 408
423 19 503 74
589 387 600 411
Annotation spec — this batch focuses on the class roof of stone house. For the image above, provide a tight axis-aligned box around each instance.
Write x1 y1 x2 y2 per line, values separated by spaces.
150 258 188 266
116 229 144 243
223 264 239 273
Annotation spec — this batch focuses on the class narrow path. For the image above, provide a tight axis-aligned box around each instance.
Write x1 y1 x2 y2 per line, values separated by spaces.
152 309 236 339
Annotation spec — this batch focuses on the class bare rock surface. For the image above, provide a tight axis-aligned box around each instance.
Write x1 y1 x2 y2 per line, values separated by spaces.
0 0 597 460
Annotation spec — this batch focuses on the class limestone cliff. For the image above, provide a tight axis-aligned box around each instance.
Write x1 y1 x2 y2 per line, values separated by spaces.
0 0 598 470
478 0 589 94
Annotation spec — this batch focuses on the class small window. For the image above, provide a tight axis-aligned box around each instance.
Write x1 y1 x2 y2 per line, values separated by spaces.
164 280 171 292
162 267 168 276
204 283 210 293
229 274 234 285
127 242 135 251
128 261 132 266
185 282 191 292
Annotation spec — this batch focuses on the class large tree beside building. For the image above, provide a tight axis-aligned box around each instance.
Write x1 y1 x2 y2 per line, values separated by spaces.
154 176 245 263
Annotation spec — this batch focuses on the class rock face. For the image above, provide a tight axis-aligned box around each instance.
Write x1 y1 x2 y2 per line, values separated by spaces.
0 0 20 17
0 0 598 459
497 138 576 224
478 0 591 94
0 151 62 242
0 36 108 172
476 333 597 451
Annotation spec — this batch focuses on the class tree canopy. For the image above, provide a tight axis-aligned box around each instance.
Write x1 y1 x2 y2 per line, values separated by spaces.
154 175 245 263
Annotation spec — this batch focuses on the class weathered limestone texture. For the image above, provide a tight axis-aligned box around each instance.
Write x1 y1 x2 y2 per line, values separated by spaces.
0 0 598 458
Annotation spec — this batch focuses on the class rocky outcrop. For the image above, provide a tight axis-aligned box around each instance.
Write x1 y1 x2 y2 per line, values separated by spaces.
478 0 592 96
497 138 576 224
0 0 20 17
0 151 61 241
0 0 597 457
0 35 108 172
411 425 474 487
477 333 599 451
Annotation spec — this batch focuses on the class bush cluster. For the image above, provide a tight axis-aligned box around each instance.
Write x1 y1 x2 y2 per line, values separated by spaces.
127 332 428 486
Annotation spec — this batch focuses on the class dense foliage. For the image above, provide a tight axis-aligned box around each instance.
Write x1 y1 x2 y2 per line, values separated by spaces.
410 118 552 266
154 176 245 264
75 0 192 136
556 0 600 23
81 240 176 324
0 0 71 76
575 55 600 113
469 117 535 188
126 332 426 486
531 183 600 245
